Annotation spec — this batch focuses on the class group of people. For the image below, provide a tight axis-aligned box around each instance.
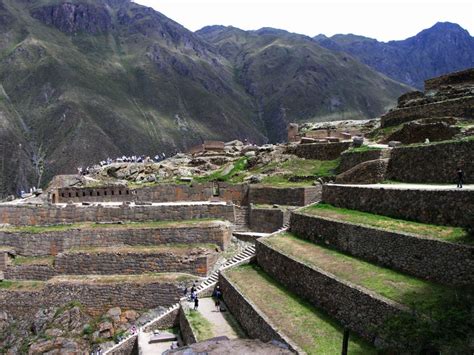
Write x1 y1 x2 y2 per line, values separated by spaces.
183 283 224 312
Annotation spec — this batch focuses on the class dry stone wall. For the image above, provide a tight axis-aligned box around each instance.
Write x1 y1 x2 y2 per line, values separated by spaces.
380 96 474 128
290 212 474 286
256 238 407 343
179 307 198 345
1 279 183 319
0 222 232 256
338 149 387 173
4 264 57 281
286 142 351 160
219 272 302 353
54 250 218 277
248 185 321 206
249 207 289 233
0 203 235 226
322 184 473 227
387 139 474 184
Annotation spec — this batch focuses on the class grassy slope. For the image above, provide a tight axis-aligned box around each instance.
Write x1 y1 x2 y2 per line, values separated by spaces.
226 264 375 354
0 218 222 233
303 203 471 244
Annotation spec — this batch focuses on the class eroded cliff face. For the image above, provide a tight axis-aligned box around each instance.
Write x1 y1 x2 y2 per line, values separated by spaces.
31 3 112 34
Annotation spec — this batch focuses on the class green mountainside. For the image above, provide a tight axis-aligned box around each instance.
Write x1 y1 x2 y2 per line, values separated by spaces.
197 26 410 141
0 0 409 196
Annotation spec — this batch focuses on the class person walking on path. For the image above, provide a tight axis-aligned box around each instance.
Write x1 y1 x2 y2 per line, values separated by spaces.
194 296 199 311
457 168 464 188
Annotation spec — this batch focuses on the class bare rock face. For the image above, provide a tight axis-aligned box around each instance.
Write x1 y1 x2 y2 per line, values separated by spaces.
31 3 112 34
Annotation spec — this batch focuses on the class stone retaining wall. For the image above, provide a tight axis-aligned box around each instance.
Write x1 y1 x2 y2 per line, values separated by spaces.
249 207 289 233
322 184 473 227
179 307 198 345
0 279 183 319
380 96 474 128
54 250 218 277
338 149 387 173
136 183 248 205
286 142 351 160
108 335 138 355
56 183 248 205
0 222 232 256
256 238 406 343
0 203 235 226
387 139 474 184
4 264 57 281
290 212 474 286
219 272 302 353
248 186 321 206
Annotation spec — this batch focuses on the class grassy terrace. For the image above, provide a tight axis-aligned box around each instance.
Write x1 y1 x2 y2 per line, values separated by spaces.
185 309 214 341
303 204 471 245
0 280 45 290
265 233 466 312
49 273 196 284
0 219 222 234
67 243 219 254
302 203 474 245
13 256 54 266
226 264 375 354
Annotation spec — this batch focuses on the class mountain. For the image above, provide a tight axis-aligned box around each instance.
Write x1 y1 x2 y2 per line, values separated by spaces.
197 26 409 141
0 0 409 197
315 22 474 89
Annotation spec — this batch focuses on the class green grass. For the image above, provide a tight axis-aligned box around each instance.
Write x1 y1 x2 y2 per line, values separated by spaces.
0 218 222 234
303 203 471 244
226 264 375 354
0 280 45 290
196 157 249 183
343 145 383 154
237 158 339 187
12 256 54 266
185 309 214 341
264 233 473 352
404 134 474 148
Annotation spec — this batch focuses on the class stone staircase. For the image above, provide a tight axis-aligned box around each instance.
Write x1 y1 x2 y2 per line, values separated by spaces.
103 244 257 354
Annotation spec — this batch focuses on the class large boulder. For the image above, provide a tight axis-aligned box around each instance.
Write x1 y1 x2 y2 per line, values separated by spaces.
335 159 389 184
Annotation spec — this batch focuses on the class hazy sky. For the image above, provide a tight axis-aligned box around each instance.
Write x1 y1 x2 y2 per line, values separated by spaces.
133 0 473 41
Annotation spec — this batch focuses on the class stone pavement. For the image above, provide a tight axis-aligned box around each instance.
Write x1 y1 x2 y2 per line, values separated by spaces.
330 183 474 191
193 297 242 340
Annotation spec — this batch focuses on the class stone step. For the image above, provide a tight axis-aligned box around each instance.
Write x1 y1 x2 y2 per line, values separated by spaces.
289 210 473 286
255 232 468 348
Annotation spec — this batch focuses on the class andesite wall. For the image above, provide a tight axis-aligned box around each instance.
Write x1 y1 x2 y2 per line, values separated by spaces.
4 264 57 281
322 184 473 227
249 207 289 233
255 238 407 343
219 272 303 353
338 149 387 173
0 222 232 256
0 203 235 226
387 139 474 184
179 307 198 345
0 279 184 319
54 250 218 277
248 185 321 206
56 183 249 205
286 142 351 160
290 212 474 286
380 96 474 128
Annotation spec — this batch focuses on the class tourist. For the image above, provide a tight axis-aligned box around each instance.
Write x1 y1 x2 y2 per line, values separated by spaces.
194 295 199 310
457 168 464 188
191 290 197 301
183 286 188 296
215 298 221 312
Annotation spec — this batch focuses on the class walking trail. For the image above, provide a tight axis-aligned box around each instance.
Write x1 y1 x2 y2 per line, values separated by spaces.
194 297 242 339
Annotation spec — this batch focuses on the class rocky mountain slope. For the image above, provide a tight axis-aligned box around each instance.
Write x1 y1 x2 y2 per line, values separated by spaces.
197 26 409 142
0 0 407 197
315 22 474 89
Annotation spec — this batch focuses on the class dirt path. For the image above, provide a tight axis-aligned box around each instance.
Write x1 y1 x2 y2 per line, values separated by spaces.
196 297 241 339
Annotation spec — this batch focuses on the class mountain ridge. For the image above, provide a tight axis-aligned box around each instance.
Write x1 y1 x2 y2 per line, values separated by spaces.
314 21 474 88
